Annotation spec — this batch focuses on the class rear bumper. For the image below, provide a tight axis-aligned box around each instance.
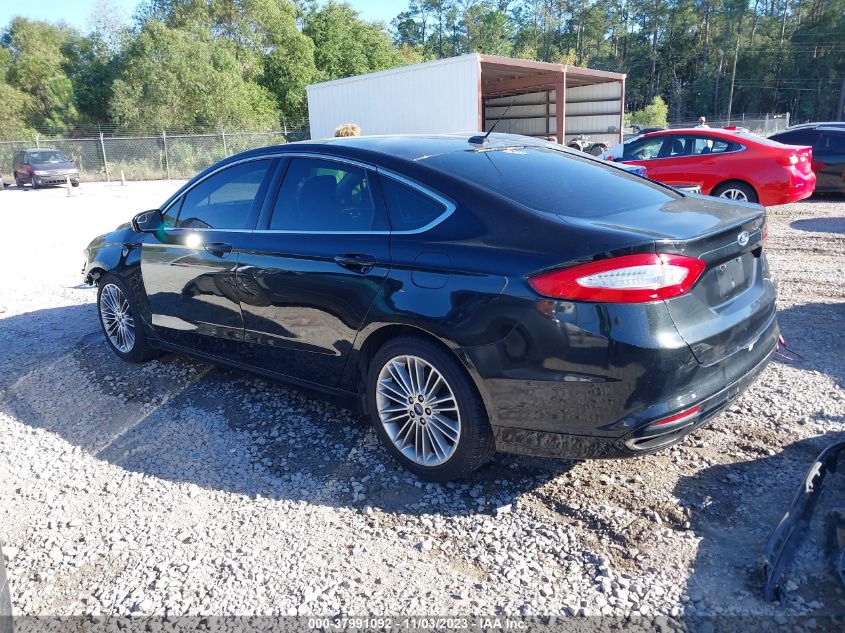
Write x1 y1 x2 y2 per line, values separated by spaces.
491 328 777 459
759 172 815 206
461 293 779 460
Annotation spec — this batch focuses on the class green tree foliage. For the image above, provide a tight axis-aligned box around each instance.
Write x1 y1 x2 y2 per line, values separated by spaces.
0 47 35 139
627 96 669 128
110 21 280 130
2 18 80 134
1 0 842 136
304 1 408 81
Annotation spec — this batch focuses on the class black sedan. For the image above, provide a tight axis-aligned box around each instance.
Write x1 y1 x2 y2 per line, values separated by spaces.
83 134 778 481
769 123 845 194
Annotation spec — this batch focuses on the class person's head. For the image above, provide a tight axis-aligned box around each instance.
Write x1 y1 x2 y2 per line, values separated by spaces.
334 123 361 138
698 116 706 125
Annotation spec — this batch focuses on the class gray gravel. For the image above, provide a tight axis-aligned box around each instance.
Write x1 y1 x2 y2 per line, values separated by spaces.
0 182 843 617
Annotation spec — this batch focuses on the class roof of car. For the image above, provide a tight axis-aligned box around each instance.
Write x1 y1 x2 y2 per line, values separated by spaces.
221 133 555 166
782 121 845 130
642 128 741 137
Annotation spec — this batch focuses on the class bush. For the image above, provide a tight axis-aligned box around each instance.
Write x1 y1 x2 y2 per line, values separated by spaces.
627 96 669 129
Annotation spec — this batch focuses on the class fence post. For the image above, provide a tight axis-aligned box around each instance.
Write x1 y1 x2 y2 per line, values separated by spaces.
35 133 40 148
283 117 288 136
162 131 171 180
221 129 228 156
99 132 111 182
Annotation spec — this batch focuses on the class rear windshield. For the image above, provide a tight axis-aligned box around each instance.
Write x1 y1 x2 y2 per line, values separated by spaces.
424 146 677 218
28 150 70 163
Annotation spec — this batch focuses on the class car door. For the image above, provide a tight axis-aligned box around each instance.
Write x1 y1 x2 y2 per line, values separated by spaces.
648 134 737 191
236 155 392 386
141 157 277 356
814 130 845 193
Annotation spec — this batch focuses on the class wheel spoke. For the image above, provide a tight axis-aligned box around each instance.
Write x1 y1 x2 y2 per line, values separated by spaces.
99 284 136 354
375 354 462 467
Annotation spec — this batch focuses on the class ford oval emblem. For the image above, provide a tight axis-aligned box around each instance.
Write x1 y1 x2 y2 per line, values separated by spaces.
737 231 750 247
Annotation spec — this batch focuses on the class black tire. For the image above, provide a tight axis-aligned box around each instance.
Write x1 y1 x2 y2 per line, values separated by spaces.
366 336 495 482
96 273 158 363
712 181 759 204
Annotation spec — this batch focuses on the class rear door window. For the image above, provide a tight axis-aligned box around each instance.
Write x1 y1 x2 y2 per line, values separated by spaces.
176 159 272 229
269 158 388 232
820 132 845 153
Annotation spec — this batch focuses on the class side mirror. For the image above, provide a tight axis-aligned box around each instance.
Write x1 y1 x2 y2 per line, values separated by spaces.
132 209 164 233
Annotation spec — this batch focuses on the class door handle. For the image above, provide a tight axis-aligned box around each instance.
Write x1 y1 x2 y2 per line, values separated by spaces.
334 253 376 273
204 242 232 257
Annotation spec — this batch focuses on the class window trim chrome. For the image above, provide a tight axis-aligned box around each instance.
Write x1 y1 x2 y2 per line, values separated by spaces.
160 151 456 236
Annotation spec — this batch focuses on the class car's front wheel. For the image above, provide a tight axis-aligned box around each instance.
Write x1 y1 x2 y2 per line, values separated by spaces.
367 337 495 481
97 274 157 362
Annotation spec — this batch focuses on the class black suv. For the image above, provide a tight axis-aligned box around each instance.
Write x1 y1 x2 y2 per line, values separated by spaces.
770 123 845 194
12 148 80 188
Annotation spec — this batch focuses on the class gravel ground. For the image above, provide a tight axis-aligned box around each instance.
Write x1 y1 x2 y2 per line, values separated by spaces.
0 182 843 619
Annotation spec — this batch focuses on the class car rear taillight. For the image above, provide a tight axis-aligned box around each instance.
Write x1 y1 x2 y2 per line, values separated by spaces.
528 254 706 303
779 149 813 173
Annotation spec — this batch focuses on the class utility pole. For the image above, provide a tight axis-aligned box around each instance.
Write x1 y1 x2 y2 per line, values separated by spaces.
726 20 742 126
837 75 845 121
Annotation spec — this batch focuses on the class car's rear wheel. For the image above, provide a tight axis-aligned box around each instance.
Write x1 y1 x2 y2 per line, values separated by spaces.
367 336 494 481
97 274 157 363
712 181 758 203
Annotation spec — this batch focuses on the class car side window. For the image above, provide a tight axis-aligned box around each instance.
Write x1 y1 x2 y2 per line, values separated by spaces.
623 137 665 160
772 129 817 147
380 176 448 232
821 132 845 153
690 137 732 155
176 159 272 230
269 158 388 231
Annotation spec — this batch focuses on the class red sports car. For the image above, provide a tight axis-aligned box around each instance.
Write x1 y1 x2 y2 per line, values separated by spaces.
607 128 815 206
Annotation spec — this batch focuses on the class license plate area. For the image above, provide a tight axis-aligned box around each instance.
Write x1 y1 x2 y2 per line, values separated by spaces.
704 253 754 305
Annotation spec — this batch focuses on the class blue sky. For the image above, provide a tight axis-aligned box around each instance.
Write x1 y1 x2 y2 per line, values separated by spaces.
0 0 407 30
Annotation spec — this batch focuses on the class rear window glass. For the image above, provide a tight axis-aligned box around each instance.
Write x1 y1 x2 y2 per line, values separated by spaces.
425 146 677 217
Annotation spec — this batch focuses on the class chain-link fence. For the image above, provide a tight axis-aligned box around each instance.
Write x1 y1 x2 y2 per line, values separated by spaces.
668 113 791 136
0 123 310 184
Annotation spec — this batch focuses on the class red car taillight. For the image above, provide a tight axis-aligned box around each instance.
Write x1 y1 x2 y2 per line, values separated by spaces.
528 254 706 303
778 149 813 174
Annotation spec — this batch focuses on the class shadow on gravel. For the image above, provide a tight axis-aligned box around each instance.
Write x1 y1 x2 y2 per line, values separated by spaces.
777 302 845 389
675 430 845 615
790 218 845 234
0 304 573 518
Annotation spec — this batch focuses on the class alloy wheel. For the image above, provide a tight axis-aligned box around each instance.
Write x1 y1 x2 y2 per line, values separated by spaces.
719 188 749 202
376 354 461 467
99 283 136 353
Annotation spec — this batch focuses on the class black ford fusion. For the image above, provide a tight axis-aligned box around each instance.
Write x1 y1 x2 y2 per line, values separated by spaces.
82 134 778 481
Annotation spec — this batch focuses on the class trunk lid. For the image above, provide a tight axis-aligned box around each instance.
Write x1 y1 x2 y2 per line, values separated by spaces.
566 194 775 366
657 203 775 366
